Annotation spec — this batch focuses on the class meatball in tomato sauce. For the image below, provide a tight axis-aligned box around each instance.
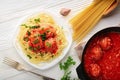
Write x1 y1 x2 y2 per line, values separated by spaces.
84 32 120 80
98 37 112 50
89 63 101 78
91 45 102 61
45 38 58 54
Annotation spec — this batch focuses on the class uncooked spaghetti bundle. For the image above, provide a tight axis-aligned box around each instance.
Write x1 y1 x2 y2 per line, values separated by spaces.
70 0 117 42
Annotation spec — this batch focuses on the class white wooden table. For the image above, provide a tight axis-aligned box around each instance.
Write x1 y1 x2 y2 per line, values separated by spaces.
0 0 120 80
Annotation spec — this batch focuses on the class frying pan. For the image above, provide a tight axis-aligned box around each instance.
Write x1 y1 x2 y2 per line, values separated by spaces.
76 27 120 80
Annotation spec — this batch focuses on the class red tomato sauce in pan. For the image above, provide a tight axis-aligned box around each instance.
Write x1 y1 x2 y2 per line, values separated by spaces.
84 32 120 80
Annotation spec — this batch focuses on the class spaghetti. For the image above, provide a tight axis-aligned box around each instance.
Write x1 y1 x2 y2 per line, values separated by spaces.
17 13 67 64
70 0 115 42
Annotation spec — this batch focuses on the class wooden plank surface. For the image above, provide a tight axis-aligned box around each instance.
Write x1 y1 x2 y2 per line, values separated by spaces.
0 0 120 80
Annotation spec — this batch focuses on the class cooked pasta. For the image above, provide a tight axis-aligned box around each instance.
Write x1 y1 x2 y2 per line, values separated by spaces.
70 0 115 42
17 13 67 64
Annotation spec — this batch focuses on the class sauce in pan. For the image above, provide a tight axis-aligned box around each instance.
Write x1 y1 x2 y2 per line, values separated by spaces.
84 32 120 80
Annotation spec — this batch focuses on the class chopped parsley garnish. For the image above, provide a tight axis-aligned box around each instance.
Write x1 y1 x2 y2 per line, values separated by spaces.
40 53 44 57
46 30 50 33
33 47 37 51
23 37 29 42
34 18 40 23
27 55 32 59
27 30 31 36
33 39 39 44
41 33 46 41
29 25 40 29
41 28 44 30
21 24 28 28
29 46 38 51
46 42 51 47
37 34 41 37
29 46 33 50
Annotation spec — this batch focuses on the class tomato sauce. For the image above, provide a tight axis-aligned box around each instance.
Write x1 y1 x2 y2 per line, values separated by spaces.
23 24 58 54
84 32 120 80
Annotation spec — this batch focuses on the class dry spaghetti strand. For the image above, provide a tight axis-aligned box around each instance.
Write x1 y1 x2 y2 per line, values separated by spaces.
70 0 102 30
75 0 114 41
70 0 115 42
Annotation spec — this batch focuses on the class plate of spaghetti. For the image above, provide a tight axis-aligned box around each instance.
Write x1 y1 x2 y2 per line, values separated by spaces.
13 10 72 70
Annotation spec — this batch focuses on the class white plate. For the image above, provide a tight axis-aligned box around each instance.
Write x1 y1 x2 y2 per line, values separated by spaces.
13 10 72 70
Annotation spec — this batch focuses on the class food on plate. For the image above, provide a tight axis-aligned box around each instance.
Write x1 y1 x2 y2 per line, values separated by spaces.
60 8 71 16
17 13 67 64
84 32 120 80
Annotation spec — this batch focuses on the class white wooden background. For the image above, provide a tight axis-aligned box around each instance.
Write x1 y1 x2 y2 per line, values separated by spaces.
0 0 120 80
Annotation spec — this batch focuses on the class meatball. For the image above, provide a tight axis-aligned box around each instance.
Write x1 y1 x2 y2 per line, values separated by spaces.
39 24 56 38
91 45 102 60
89 63 101 78
45 38 58 54
99 37 112 50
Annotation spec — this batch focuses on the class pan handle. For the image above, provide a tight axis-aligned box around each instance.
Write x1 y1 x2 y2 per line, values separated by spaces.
76 63 90 80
